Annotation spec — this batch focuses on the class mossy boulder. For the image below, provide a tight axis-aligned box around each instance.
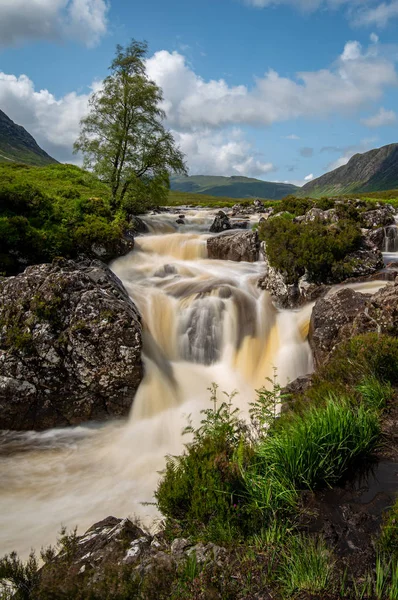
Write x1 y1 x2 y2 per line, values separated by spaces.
0 259 143 430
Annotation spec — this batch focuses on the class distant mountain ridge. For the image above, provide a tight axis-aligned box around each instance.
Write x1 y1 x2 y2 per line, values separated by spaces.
0 109 57 166
170 175 299 200
300 143 398 197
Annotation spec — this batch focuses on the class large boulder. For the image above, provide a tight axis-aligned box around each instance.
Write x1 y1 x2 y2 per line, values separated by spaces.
207 230 259 262
361 207 395 229
209 210 231 233
0 259 143 430
339 248 384 279
309 288 369 368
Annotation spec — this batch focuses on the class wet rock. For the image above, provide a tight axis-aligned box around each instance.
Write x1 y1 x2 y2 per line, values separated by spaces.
351 278 398 337
364 227 386 250
0 259 143 430
153 264 178 278
258 251 300 308
230 220 248 230
90 233 134 262
340 248 384 279
361 208 395 229
207 230 259 262
258 245 329 309
209 210 231 233
280 374 314 413
129 216 149 234
309 288 369 368
176 218 185 225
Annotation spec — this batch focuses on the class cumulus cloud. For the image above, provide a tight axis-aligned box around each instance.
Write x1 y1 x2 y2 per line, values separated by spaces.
0 72 93 162
361 106 397 127
172 129 276 177
304 173 314 181
1 39 396 177
0 72 276 176
354 1 398 28
284 134 300 140
244 1 398 28
0 0 109 48
146 42 397 131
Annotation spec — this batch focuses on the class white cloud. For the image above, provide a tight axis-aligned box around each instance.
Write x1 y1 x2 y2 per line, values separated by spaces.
341 40 362 61
244 1 398 28
361 106 397 127
146 43 397 131
0 72 276 176
0 39 396 177
354 1 398 28
304 173 314 181
0 72 93 162
244 0 350 10
370 32 379 43
172 129 276 177
0 0 109 48
284 134 300 140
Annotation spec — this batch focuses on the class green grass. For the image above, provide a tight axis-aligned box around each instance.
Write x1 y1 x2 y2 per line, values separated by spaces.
0 162 111 205
277 535 335 596
166 189 278 208
260 396 379 490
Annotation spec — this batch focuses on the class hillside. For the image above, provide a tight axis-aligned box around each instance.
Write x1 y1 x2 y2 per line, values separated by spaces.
170 174 298 200
301 143 398 198
0 109 57 166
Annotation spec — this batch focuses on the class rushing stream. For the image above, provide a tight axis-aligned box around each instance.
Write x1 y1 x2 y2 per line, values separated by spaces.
0 209 377 557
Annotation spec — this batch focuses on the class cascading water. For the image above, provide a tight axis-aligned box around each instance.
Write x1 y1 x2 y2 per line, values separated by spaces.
0 210 314 558
383 216 398 264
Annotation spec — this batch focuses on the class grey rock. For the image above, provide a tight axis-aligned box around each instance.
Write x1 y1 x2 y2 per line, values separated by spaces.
361 208 395 229
0 259 143 430
170 538 192 555
209 211 231 233
309 288 369 368
207 230 259 262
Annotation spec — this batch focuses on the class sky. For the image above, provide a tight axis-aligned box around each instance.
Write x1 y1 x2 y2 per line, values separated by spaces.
1 0 398 186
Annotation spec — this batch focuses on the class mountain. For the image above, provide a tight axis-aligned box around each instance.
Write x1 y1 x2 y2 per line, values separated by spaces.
301 143 398 198
0 109 57 166
170 175 298 200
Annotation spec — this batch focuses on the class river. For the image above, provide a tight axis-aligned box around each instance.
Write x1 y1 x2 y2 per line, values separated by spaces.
0 209 355 557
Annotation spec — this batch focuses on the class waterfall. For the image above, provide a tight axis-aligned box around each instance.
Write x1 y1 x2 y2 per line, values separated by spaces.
0 210 313 558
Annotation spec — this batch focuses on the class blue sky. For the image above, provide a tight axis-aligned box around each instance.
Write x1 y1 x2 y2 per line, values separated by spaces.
1 0 398 186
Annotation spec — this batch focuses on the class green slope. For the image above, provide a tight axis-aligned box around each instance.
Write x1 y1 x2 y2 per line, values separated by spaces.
170 175 298 200
300 143 398 198
0 109 57 166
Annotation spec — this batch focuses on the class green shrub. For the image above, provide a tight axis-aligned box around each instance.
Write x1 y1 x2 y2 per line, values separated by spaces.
260 216 362 284
278 195 312 216
156 386 257 542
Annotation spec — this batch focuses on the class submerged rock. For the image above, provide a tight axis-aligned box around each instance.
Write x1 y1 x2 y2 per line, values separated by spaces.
207 230 259 262
209 210 231 233
0 259 143 430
